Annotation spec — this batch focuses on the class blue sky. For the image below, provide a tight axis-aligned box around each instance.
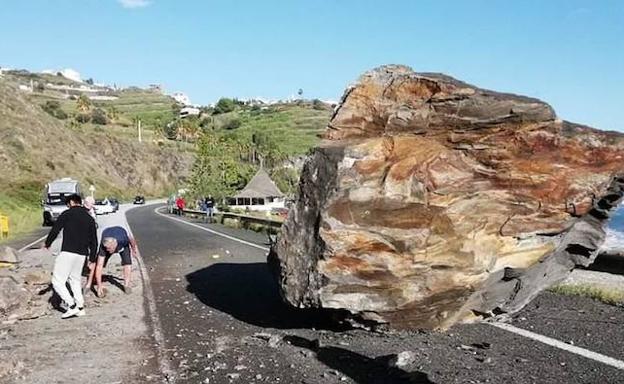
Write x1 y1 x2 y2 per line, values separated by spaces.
1 0 622 131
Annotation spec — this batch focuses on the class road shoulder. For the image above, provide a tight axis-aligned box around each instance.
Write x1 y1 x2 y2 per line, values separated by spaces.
0 204 161 383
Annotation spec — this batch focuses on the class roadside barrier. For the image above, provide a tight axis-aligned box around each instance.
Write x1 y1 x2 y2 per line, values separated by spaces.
0 213 9 239
178 208 282 245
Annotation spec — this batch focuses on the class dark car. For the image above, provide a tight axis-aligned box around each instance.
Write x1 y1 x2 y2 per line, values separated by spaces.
133 195 145 205
109 197 119 212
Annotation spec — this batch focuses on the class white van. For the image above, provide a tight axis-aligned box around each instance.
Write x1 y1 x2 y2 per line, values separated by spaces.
42 178 82 226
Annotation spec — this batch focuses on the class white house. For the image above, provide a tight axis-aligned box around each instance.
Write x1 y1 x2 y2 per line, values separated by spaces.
172 92 191 106
180 106 201 118
228 169 286 212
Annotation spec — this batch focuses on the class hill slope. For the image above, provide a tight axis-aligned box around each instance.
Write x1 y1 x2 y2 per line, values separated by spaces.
0 76 192 237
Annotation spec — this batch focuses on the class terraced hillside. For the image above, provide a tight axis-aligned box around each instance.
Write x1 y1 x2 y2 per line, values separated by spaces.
0 72 192 238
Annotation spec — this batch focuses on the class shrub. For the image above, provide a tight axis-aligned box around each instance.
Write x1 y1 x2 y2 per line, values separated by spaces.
312 99 325 110
213 98 237 114
41 101 68 119
223 118 242 130
75 113 91 123
91 108 108 125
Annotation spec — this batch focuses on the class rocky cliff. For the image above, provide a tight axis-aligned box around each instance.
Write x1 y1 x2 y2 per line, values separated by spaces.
270 65 624 330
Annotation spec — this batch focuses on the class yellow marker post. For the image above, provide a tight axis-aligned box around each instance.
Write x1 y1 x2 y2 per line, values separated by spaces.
0 214 9 239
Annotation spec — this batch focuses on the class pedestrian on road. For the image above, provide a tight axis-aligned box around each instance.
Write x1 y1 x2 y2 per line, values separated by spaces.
84 195 97 222
92 226 139 297
204 195 215 223
175 196 186 216
44 193 97 319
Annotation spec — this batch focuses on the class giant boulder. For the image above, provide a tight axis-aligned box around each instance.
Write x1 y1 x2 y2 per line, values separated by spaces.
270 65 624 329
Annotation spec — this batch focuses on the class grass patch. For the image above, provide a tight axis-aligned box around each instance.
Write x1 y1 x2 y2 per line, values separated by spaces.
548 283 624 306
0 183 43 242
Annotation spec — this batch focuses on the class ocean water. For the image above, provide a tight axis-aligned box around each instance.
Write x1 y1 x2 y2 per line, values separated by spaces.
602 205 624 252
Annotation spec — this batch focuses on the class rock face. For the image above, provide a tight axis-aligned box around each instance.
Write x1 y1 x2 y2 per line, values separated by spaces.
270 65 624 330
0 276 29 317
0 246 19 264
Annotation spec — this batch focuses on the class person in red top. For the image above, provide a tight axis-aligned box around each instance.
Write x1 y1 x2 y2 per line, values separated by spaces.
175 196 186 215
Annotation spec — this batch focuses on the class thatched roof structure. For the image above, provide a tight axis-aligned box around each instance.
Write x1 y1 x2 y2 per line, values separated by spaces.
233 169 284 199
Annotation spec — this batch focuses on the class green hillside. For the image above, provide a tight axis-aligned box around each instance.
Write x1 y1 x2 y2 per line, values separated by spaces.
0 70 333 239
0 71 193 240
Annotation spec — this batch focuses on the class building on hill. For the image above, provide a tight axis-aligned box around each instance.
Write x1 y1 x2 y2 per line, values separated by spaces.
149 84 163 93
171 92 191 106
227 169 285 212
180 106 201 118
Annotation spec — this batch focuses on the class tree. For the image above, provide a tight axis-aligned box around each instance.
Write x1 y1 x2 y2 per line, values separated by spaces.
213 98 237 114
76 94 92 113
189 133 255 201
85 78 94 85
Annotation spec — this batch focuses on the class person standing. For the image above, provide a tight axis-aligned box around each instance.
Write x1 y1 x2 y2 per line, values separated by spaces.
175 195 186 216
204 195 215 223
93 226 138 297
44 194 97 319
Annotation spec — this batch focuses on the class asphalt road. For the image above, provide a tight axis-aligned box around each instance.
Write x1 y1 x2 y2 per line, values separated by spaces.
128 205 624 384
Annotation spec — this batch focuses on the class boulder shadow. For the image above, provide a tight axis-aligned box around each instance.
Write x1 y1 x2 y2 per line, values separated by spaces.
585 252 624 275
185 262 350 330
284 335 435 384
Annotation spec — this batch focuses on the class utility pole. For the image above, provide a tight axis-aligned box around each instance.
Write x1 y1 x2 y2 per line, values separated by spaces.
138 119 142 143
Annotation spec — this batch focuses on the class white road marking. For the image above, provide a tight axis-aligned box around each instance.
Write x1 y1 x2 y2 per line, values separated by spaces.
489 322 624 370
154 205 624 372
153 207 270 251
125 203 176 382
18 235 48 253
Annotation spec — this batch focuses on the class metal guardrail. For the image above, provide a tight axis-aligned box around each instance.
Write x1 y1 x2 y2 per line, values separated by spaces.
0 213 9 239
179 208 284 229
175 208 282 247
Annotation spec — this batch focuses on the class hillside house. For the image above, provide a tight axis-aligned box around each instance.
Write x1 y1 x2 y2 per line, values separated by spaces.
227 169 285 212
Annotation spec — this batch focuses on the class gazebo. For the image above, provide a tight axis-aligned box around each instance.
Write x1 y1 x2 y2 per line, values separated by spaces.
228 169 285 211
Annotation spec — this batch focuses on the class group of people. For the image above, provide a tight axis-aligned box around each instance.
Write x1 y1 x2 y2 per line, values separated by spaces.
43 194 138 319
174 195 215 222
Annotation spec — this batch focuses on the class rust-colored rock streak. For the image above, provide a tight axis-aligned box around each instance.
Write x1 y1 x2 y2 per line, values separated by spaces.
270 65 624 330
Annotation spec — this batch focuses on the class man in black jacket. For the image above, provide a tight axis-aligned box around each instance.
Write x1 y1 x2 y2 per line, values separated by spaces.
44 194 97 319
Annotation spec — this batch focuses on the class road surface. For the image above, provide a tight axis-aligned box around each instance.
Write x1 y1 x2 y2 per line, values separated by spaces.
128 205 624 384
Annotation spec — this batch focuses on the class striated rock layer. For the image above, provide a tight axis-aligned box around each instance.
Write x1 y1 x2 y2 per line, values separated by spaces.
270 65 624 330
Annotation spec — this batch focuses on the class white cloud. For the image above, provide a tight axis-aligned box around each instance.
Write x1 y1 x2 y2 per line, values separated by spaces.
118 0 151 9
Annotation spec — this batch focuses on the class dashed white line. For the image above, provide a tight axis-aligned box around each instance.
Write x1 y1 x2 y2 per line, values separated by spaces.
489 322 624 370
153 206 270 251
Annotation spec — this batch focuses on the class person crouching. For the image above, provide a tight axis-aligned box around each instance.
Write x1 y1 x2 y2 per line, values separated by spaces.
91 226 139 297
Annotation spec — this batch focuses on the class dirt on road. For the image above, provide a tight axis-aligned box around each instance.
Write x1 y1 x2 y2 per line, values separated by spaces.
129 206 624 384
0 205 159 384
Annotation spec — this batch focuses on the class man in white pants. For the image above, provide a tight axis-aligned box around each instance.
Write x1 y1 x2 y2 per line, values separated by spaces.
44 194 98 319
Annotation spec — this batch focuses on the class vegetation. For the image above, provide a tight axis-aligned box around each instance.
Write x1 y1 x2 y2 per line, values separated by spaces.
189 133 256 201
548 283 624 306
0 70 193 241
91 108 108 125
187 102 331 199
213 97 238 114
41 100 68 119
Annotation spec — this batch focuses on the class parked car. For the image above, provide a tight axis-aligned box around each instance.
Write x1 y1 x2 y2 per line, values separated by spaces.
133 195 145 205
94 198 115 215
109 197 120 212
